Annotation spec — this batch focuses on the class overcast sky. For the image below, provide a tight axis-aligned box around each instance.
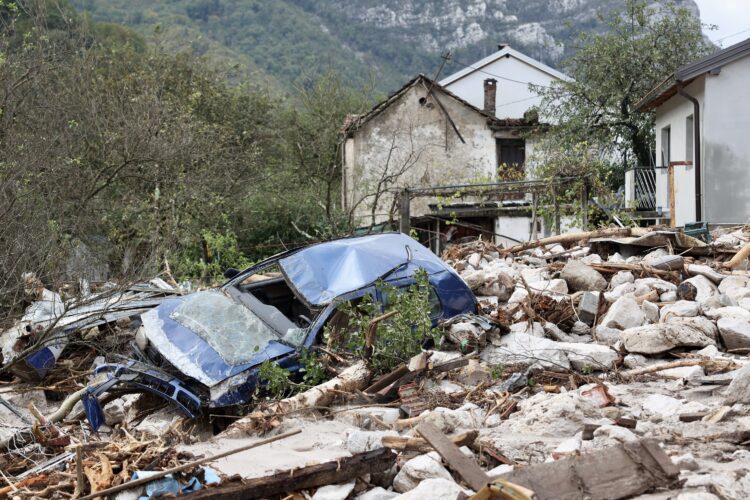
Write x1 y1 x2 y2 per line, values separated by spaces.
694 0 750 47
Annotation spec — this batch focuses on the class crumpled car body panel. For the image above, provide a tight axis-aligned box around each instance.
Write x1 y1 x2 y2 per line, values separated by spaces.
83 234 477 428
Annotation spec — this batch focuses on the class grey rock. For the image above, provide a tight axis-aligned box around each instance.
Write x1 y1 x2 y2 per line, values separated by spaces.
577 291 600 325
609 271 635 289
481 332 570 371
601 296 646 330
660 300 700 319
725 364 750 404
621 316 717 354
561 260 607 292
717 316 750 350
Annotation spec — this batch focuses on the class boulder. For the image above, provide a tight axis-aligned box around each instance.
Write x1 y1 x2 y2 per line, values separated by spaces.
704 306 750 321
502 391 603 436
393 453 453 493
621 316 717 354
528 279 568 295
481 332 570 371
357 487 399 500
604 283 636 303
312 481 357 500
642 394 683 417
634 278 677 295
594 326 622 346
577 291 600 325
392 478 467 500
641 300 659 324
724 364 750 404
677 282 698 301
682 275 718 302
717 317 750 350
560 260 607 292
660 300 700 319
610 271 635 289
601 296 646 330
718 275 750 301
557 342 618 371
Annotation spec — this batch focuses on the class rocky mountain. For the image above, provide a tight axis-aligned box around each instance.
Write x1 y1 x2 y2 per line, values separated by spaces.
70 0 701 93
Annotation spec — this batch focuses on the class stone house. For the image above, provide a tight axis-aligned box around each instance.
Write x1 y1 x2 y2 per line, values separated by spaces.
341 46 569 251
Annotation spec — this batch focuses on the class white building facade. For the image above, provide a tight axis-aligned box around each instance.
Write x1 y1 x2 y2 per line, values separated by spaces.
633 37 750 227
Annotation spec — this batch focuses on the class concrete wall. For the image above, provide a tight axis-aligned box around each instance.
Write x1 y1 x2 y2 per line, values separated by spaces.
702 57 750 224
653 78 704 226
343 83 497 225
441 55 558 119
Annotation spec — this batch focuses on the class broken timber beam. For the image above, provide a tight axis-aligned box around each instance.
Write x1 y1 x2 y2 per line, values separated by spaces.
417 422 490 492
495 439 679 500
382 429 478 453
503 228 632 254
187 448 397 499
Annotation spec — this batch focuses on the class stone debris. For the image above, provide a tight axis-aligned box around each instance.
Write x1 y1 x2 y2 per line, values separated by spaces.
3 225 750 499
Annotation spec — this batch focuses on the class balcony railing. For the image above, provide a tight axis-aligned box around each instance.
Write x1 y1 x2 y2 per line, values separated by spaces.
626 166 656 211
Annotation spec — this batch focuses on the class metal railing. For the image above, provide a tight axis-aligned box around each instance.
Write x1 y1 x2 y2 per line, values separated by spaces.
628 166 656 211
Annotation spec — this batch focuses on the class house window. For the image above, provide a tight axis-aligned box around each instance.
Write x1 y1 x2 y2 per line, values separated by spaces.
497 138 525 178
660 126 671 167
686 115 694 162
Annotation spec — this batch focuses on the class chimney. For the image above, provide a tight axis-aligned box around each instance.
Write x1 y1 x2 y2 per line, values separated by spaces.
483 78 497 116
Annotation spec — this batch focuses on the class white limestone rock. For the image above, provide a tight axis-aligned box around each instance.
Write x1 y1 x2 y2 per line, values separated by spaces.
557 342 618 371
312 481 357 500
660 300 700 319
604 282 636 303
393 453 453 493
642 394 683 417
717 316 750 350
610 271 635 289
621 316 717 354
601 296 646 330
641 300 659 324
724 364 750 404
481 332 570 371
392 478 469 500
683 275 718 302
560 260 607 292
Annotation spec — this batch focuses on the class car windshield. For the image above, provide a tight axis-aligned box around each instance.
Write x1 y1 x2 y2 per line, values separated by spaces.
170 290 303 366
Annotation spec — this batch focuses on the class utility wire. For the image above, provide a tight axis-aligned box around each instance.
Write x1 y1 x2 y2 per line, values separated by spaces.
715 26 750 43
447 57 554 88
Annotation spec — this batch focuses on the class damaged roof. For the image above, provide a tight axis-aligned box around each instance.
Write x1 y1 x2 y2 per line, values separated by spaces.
342 74 540 137
636 36 750 111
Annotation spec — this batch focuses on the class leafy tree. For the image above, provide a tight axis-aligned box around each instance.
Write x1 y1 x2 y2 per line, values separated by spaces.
536 0 713 170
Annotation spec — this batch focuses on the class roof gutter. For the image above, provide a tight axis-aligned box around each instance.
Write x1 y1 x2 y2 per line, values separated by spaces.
676 82 702 222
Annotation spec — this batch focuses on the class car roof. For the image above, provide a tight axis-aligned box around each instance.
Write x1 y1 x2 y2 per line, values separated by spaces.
278 233 448 307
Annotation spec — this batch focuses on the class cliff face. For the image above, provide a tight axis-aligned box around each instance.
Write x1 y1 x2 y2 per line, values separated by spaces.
70 0 701 92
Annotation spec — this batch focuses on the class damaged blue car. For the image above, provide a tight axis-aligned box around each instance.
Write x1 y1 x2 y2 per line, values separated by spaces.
82 233 476 429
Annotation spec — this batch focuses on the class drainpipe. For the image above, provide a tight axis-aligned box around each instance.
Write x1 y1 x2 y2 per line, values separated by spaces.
676 82 702 222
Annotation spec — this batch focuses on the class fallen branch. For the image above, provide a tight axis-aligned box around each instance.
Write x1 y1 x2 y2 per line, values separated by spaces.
503 228 632 254
222 361 371 438
619 358 739 379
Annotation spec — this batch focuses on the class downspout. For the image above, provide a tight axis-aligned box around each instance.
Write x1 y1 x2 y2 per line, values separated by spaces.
676 82 702 221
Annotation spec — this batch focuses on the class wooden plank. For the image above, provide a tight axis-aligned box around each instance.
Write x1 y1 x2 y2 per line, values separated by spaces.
382 430 477 453
188 448 396 499
496 439 679 500
416 422 490 492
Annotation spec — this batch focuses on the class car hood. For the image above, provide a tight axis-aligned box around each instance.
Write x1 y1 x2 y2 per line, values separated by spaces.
141 292 295 388
279 233 447 307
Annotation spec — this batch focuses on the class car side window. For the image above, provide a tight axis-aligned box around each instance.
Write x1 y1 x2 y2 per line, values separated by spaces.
381 284 443 319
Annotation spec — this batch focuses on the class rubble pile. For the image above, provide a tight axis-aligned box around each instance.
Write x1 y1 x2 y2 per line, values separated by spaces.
2 226 750 499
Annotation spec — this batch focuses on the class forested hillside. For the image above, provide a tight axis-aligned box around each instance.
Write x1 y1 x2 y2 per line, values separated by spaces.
69 0 700 93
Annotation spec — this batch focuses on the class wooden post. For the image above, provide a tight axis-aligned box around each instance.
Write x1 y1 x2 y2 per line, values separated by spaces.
530 192 538 240
581 182 589 230
399 189 411 235
553 186 561 235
